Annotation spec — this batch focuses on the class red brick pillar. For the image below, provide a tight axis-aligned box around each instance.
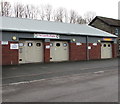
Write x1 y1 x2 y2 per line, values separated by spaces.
0 41 2 65
89 43 101 60
44 42 50 63
112 43 117 58
2 41 19 65
69 42 87 61
69 43 76 61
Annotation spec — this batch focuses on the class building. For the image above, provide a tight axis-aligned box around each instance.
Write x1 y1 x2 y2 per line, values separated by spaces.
0 16 117 65
89 16 120 36
89 16 120 55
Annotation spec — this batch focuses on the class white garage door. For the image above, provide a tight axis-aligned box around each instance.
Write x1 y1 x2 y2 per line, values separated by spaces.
101 42 112 59
50 41 69 62
19 40 43 63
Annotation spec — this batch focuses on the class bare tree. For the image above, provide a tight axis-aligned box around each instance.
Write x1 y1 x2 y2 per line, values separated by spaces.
69 10 78 24
84 11 96 24
0 1 96 25
25 5 39 19
44 4 52 21
53 8 66 22
38 5 45 20
76 15 87 24
0 1 12 16
24 5 31 18
14 3 25 18
63 9 68 23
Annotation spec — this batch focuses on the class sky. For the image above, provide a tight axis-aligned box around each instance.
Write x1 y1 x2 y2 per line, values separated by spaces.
2 0 120 19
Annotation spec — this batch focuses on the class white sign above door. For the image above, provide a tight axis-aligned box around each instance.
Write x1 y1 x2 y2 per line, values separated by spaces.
34 34 60 39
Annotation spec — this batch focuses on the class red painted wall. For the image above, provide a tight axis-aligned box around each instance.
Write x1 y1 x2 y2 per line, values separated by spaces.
2 41 19 65
89 43 101 60
69 43 87 61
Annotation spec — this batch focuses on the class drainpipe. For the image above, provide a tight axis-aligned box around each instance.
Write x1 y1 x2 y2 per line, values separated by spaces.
86 36 89 60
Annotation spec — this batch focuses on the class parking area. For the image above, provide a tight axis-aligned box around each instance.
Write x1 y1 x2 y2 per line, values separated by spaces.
2 58 118 85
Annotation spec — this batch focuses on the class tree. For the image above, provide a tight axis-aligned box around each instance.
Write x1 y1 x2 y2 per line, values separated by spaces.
84 11 96 24
45 4 52 21
14 3 25 18
38 5 45 20
53 8 66 22
76 16 87 24
0 1 11 16
69 10 78 24
25 5 39 19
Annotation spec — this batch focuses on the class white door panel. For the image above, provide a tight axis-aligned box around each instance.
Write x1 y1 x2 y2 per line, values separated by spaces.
101 42 112 59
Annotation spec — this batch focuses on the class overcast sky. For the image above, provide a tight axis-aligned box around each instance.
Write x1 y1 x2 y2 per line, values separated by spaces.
3 0 120 19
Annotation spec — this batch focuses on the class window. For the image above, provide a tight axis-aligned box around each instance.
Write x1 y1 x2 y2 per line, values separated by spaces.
63 43 67 47
108 44 111 47
103 44 106 47
115 28 119 35
36 43 41 47
56 43 60 47
19 59 22 61
28 43 33 47
19 43 24 47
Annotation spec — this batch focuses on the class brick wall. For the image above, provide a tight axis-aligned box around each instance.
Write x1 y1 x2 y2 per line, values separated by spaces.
44 42 50 62
1 41 117 65
2 41 18 65
69 43 87 61
0 42 2 65
112 43 117 58
89 43 101 60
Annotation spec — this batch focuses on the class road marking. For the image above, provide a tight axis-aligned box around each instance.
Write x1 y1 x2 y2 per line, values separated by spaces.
2 65 117 80
3 70 112 86
2 69 117 86
93 71 104 74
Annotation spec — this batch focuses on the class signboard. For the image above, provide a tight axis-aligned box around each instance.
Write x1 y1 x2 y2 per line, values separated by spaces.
19 43 24 47
88 46 91 50
103 38 112 41
1 41 8 45
10 44 19 49
46 45 50 49
93 43 97 46
34 34 60 39
76 43 82 46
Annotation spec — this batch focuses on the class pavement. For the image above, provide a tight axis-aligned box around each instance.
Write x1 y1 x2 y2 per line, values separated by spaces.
2 58 118 85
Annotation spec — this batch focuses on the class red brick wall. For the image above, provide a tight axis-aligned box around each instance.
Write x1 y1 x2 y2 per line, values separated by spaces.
69 43 87 61
112 43 117 58
89 43 101 60
2 41 19 65
0 42 2 65
44 42 50 62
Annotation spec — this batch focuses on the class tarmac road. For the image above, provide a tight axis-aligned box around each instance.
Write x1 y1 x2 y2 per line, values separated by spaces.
2 67 118 102
2 58 119 102
2 58 118 85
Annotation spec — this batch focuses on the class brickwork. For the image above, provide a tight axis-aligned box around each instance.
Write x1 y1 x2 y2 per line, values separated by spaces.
112 43 117 58
1 41 117 65
89 43 101 60
44 42 50 63
69 43 87 61
2 41 18 65
0 42 2 65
